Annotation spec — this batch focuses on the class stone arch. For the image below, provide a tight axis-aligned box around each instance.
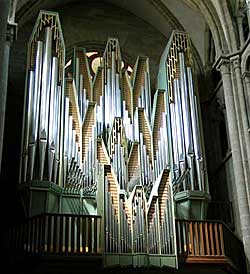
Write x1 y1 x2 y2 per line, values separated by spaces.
241 43 250 71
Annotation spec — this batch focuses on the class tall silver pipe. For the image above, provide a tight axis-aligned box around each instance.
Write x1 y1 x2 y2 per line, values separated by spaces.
39 27 52 138
107 68 112 126
72 130 76 160
187 67 201 158
162 112 170 168
156 151 160 178
48 57 58 147
54 85 62 183
79 74 83 119
179 52 193 155
139 133 144 184
92 125 95 167
27 41 43 181
48 57 58 181
82 88 86 121
63 97 70 183
23 70 35 182
134 110 139 141
116 74 121 117
187 67 204 190
141 86 145 110
105 177 109 251
174 79 185 161
160 127 165 169
111 50 116 118
145 84 149 118
75 57 80 93
68 115 73 162
143 144 147 185
38 27 52 180
170 102 179 177
158 148 162 175
31 41 43 144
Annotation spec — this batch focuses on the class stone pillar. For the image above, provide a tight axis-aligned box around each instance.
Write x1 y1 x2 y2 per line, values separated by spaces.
246 0 250 32
217 58 250 268
231 56 250 174
0 0 17 173
237 14 245 47
242 72 250 216
243 72 250 125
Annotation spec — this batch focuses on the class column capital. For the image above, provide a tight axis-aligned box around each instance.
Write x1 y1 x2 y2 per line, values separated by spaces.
230 55 241 69
216 57 231 74
6 22 17 43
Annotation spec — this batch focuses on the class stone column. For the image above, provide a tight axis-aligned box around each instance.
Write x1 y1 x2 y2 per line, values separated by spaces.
246 0 250 32
0 0 17 173
237 14 245 47
217 58 250 267
231 56 250 174
243 72 250 125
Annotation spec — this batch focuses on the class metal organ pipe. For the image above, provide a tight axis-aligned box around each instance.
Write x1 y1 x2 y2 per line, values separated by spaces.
179 52 194 155
79 74 83 120
187 67 204 191
32 41 43 145
23 70 35 182
75 57 80 93
39 27 52 180
48 57 58 181
173 78 185 162
54 85 62 183
26 41 43 181
170 102 179 178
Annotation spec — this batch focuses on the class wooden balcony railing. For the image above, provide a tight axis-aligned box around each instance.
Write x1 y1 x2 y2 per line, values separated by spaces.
8 213 102 255
176 219 246 273
7 214 246 273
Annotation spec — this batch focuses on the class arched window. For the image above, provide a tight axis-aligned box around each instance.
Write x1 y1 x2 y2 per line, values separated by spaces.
86 50 133 77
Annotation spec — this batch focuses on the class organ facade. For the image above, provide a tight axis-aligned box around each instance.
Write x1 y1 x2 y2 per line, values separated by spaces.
18 10 210 269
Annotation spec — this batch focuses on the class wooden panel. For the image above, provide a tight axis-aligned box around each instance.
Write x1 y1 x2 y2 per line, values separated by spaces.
97 139 109 164
128 142 139 181
122 71 133 118
204 222 210 255
75 49 92 100
132 57 147 112
158 170 170 223
65 78 82 141
152 90 165 158
138 108 153 161
214 223 220 255
82 102 95 161
194 222 199 255
199 222 205 255
209 222 215 255
219 223 225 256
93 67 103 104
189 221 194 255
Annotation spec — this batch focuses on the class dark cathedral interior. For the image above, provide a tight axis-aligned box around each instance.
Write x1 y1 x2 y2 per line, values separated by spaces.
0 1 250 273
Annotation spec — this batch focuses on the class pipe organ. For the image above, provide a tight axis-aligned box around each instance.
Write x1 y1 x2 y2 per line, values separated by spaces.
20 11 65 185
20 11 208 266
157 31 209 195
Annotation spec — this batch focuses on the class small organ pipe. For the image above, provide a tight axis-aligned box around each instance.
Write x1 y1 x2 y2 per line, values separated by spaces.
24 70 35 182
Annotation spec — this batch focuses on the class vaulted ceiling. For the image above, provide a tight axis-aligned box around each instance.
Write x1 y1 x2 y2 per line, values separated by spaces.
15 0 239 63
